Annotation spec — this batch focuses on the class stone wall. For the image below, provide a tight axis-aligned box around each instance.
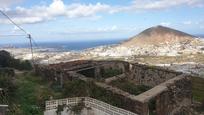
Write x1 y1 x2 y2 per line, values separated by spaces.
35 60 129 80
129 63 182 87
37 61 192 115
77 61 129 79
156 74 192 115
134 74 192 115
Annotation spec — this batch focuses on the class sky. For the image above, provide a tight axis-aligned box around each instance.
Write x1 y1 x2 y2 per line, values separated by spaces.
0 0 204 43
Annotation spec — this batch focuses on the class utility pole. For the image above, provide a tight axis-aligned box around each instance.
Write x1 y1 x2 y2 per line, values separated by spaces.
27 34 36 72
28 34 34 62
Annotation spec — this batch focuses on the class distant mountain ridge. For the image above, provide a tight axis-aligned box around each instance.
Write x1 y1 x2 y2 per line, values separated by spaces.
121 25 196 46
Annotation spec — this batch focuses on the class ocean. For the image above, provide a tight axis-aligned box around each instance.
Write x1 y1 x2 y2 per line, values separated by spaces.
0 39 124 51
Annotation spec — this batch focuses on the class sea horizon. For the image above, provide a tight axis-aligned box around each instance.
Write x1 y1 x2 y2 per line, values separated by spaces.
0 34 204 51
0 39 125 51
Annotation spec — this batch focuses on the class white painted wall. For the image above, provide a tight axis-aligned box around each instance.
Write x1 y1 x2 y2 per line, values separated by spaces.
44 107 108 115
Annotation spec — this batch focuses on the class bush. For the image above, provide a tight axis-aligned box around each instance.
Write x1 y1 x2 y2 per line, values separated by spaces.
202 99 204 110
0 68 15 77
17 60 33 70
0 50 32 70
62 80 88 97
149 99 156 115
102 68 122 78
0 68 16 99
0 50 12 67
110 78 152 95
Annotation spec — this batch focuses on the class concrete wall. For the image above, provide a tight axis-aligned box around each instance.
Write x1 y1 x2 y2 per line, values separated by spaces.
44 108 107 115
0 106 8 115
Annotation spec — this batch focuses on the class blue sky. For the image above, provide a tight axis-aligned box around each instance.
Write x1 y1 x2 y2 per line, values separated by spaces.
0 0 204 43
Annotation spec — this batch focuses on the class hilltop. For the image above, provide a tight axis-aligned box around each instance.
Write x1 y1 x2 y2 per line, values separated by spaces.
121 25 196 46
84 26 204 57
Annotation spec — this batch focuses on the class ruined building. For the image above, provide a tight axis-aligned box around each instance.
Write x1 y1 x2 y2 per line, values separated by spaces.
36 60 192 115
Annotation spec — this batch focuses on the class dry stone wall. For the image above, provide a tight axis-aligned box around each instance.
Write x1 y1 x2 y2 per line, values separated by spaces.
36 60 192 115
130 63 182 87
156 74 192 115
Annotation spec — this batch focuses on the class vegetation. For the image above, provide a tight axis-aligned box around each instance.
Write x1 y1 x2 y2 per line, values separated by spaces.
0 50 32 70
192 77 204 102
148 99 156 115
11 73 55 114
0 72 134 114
101 68 122 78
110 78 152 95
62 80 127 108
2 50 204 114
56 99 88 115
0 68 16 104
69 100 85 115
192 77 204 113
134 54 204 64
56 104 65 115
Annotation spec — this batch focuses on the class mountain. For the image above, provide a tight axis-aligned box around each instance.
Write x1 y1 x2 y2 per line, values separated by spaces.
84 25 204 57
121 25 196 46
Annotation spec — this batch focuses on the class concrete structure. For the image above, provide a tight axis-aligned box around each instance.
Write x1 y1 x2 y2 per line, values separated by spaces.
38 60 192 115
0 89 8 115
44 97 138 115
0 105 8 115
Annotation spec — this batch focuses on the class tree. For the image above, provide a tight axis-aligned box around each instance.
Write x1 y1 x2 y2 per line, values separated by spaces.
0 50 32 70
0 50 12 67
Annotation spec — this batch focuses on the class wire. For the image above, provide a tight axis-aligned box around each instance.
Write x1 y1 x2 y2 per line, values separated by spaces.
31 37 39 47
0 10 28 35
0 10 50 65
0 10 35 64
0 34 27 37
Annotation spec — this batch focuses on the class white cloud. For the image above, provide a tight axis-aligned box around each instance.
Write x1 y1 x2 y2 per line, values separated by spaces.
97 25 118 33
54 25 138 35
0 0 23 8
0 0 203 24
0 0 110 24
160 22 171 26
183 21 192 25
130 0 204 10
200 26 204 29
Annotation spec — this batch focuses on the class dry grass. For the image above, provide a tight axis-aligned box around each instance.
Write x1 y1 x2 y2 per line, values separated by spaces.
133 54 204 64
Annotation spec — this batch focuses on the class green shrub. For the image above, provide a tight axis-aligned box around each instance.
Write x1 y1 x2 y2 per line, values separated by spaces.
0 68 16 99
62 80 89 97
110 79 151 95
202 100 204 110
149 99 156 115
0 50 12 67
0 50 32 70
102 68 122 78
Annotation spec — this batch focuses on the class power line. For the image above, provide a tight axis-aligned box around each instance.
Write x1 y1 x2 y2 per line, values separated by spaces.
0 10 35 64
0 10 28 35
31 37 39 47
0 10 51 65
0 34 27 37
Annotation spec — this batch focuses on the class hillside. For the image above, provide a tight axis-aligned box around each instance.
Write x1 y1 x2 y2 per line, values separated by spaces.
84 26 204 57
121 25 195 46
